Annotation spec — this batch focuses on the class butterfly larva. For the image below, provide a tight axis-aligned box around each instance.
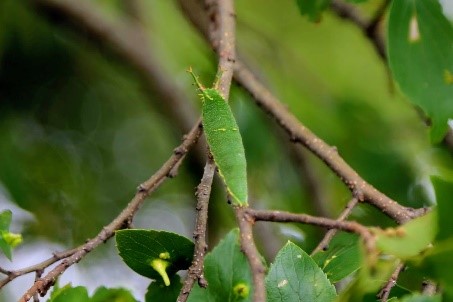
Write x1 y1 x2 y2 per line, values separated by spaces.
188 68 248 206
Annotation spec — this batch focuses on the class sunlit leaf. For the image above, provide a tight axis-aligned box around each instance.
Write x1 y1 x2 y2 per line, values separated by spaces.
375 212 436 259
266 242 337 302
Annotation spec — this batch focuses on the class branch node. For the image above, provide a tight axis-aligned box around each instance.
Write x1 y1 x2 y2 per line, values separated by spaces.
198 275 208 288
353 188 365 202
173 146 187 155
136 184 147 193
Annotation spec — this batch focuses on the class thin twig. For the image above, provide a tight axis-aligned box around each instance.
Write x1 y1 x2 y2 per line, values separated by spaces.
247 208 375 254
33 270 43 302
205 0 236 98
0 247 79 288
0 266 10 275
311 197 359 255
330 0 368 28
19 120 202 301
367 0 391 32
377 261 405 301
235 207 267 302
177 158 215 302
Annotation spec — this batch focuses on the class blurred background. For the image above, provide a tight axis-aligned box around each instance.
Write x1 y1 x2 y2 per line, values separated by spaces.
1 0 451 300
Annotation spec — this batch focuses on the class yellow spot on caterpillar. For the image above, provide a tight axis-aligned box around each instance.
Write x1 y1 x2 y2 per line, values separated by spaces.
444 70 453 85
322 255 337 269
213 128 238 132
278 279 288 288
409 15 421 43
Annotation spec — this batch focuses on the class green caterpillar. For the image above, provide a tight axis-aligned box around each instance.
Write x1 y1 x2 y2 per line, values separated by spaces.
188 68 248 206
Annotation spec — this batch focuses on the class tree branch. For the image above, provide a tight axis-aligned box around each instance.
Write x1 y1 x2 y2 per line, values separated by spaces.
247 208 375 253
235 207 267 302
311 197 359 255
377 261 405 301
177 158 215 302
0 248 78 289
205 0 236 98
18 120 202 301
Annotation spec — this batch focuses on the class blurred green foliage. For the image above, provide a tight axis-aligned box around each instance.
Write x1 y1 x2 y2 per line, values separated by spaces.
0 0 442 249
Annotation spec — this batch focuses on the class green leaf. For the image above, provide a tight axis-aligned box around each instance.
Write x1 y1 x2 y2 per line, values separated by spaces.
0 210 22 260
47 285 89 302
388 0 453 142
115 229 194 285
431 176 453 241
312 233 363 283
0 210 12 231
48 285 137 302
376 211 436 259
145 275 182 302
415 239 453 299
187 229 253 302
400 293 441 302
336 257 400 301
295 0 331 22
189 70 248 206
266 242 337 302
91 286 138 302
